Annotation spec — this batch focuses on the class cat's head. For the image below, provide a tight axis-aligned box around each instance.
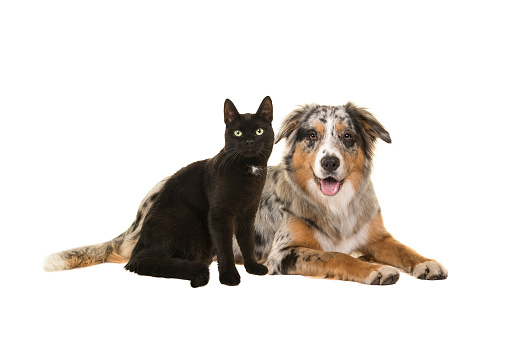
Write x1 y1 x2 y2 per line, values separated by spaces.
223 96 274 160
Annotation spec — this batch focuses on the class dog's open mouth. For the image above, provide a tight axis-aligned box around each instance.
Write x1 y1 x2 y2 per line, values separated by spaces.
320 177 342 196
310 166 344 196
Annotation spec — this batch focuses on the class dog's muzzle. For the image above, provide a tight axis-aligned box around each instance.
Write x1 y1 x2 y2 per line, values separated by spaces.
315 156 343 196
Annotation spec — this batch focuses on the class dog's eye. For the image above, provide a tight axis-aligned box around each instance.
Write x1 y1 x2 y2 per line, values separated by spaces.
256 128 264 136
344 133 352 141
234 130 243 137
309 132 318 141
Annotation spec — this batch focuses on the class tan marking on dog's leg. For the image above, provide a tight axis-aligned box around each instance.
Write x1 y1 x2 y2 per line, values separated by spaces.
288 217 322 250
361 212 448 280
286 248 400 285
282 218 399 285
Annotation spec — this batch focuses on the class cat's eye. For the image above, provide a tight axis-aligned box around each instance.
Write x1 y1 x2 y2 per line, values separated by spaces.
256 128 264 136
234 130 242 137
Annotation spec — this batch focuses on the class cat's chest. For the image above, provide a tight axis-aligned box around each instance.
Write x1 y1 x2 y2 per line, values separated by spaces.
246 165 264 178
208 165 265 212
211 164 266 195
230 164 266 184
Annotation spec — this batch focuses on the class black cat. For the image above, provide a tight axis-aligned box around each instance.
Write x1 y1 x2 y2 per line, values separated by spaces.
124 96 274 287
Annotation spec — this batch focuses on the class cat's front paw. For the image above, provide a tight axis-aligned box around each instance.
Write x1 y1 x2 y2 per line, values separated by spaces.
219 269 241 286
245 262 268 276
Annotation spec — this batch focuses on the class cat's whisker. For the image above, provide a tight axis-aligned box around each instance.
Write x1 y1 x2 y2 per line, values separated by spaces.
218 149 240 173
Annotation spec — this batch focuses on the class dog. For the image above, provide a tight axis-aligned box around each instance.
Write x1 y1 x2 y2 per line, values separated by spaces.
44 102 447 285
232 102 448 284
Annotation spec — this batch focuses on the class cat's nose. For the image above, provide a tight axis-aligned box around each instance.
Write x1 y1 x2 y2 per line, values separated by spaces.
246 139 254 145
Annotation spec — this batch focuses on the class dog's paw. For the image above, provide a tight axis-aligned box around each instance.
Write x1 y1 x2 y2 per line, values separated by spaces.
365 266 400 285
412 261 448 280
219 269 241 286
244 262 269 276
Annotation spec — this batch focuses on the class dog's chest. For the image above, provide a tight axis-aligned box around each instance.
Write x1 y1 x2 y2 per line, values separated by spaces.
314 183 369 253
315 222 369 254
322 182 361 233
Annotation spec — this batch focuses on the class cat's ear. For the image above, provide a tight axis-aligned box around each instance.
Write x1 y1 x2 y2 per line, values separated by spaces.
256 96 273 123
224 99 240 124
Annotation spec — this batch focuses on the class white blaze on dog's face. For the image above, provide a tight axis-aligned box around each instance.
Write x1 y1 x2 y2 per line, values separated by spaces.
311 107 359 196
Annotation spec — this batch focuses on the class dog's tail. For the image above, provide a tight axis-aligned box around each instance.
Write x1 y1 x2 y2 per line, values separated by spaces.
43 177 168 272
43 228 140 272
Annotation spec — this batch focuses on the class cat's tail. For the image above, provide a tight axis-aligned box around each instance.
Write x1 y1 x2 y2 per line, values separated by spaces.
43 230 139 272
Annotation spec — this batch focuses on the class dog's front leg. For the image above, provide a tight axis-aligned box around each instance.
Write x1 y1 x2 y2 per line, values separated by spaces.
360 212 448 280
270 246 401 285
266 217 400 285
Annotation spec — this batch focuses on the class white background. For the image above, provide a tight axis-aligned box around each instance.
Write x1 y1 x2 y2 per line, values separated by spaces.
1 1 508 338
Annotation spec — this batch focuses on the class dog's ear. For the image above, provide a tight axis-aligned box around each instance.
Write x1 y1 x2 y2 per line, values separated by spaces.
275 109 301 144
224 99 240 124
346 102 391 160
345 102 391 144
256 96 273 123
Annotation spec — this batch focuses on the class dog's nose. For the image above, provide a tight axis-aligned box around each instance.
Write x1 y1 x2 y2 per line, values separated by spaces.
321 156 340 172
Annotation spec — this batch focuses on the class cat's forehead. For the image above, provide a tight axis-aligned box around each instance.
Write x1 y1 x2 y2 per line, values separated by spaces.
231 113 268 127
239 113 257 121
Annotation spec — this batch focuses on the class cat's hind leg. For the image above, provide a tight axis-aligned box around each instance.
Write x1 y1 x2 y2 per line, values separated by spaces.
125 202 213 287
125 251 211 288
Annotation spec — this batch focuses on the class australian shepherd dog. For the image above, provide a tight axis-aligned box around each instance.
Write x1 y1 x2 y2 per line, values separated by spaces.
236 102 448 284
44 102 447 285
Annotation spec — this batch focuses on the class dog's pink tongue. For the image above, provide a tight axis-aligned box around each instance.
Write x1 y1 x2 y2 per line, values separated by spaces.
320 178 340 196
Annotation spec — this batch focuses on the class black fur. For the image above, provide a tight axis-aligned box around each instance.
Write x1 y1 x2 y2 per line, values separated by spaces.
279 248 299 274
124 97 274 287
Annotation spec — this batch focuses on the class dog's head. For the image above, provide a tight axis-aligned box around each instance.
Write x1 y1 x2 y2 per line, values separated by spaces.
275 102 391 197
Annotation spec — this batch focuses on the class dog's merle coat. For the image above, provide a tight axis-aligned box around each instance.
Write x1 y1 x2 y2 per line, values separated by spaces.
45 101 447 285
241 102 447 283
